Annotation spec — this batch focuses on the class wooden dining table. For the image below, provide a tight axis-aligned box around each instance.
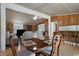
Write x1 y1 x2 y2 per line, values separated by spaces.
22 38 50 56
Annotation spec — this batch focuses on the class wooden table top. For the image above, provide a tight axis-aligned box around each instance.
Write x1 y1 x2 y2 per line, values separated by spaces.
22 38 48 52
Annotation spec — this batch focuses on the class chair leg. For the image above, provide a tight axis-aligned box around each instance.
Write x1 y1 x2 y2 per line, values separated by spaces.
35 51 40 56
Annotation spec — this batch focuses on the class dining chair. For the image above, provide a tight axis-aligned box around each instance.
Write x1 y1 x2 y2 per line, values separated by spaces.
43 31 49 41
10 35 17 56
10 35 35 56
37 32 63 56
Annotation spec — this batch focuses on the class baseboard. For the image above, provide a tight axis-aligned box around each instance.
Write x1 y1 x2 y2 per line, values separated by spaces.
64 41 79 46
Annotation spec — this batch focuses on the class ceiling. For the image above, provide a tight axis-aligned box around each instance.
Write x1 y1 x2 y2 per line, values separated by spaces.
6 9 45 25
17 3 79 16
3 3 79 25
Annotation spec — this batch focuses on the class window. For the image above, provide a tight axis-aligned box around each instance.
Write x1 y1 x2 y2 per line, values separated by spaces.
13 21 23 33
38 24 45 32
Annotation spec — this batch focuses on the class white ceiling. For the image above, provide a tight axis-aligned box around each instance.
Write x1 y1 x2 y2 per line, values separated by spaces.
17 3 79 15
6 9 45 25
5 3 79 25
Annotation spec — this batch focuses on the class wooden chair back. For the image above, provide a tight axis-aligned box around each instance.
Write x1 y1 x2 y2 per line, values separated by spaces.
10 35 17 56
50 32 62 56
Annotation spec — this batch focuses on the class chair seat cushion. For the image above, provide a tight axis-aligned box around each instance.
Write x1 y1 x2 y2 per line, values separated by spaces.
41 46 52 55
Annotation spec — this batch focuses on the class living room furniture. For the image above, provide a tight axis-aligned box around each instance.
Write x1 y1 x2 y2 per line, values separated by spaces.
6 32 18 46
22 31 45 41
22 32 63 56
10 35 35 56
22 38 48 56
37 32 63 56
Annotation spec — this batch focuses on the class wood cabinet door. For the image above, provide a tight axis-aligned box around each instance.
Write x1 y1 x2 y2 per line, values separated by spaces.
69 14 77 25
6 23 13 32
26 25 32 31
58 16 64 26
32 25 37 32
63 15 69 26
75 14 78 25
51 16 57 22
77 14 79 25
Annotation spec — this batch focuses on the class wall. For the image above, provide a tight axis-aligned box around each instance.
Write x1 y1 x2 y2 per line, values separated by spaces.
51 14 79 26
0 10 1 50
51 14 79 31
38 19 48 25
1 4 6 51
51 14 79 43
38 19 48 31
6 19 24 32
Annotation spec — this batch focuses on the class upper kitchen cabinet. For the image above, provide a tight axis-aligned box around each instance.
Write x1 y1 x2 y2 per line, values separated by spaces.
57 16 64 26
51 14 79 26
51 16 59 24
26 25 32 31
6 22 13 32
63 15 70 26
77 14 79 25
26 25 37 32
32 24 37 32
69 14 77 25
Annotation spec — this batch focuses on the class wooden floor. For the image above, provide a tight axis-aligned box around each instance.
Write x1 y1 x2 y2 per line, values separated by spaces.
0 47 13 56
0 42 79 56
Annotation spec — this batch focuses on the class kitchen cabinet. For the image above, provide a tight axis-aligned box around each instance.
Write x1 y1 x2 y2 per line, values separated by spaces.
63 15 69 26
58 16 64 26
77 14 79 25
69 14 77 25
26 25 37 32
6 23 13 32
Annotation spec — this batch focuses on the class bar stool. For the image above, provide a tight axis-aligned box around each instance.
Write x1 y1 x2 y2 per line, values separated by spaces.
64 32 67 43
72 32 76 46
75 31 78 46
77 32 79 46
69 31 72 45
71 31 74 46
67 31 71 44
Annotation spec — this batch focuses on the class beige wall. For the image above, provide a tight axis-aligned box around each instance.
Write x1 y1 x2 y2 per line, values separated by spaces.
0 10 1 50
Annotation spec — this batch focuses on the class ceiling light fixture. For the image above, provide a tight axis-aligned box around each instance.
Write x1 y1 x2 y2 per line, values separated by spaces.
33 16 38 20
